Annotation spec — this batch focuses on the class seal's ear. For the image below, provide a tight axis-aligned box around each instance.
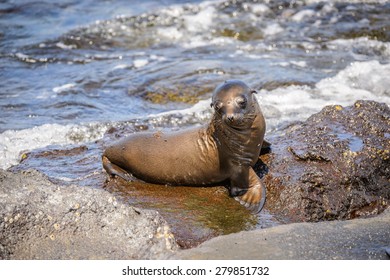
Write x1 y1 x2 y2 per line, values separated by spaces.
251 90 257 94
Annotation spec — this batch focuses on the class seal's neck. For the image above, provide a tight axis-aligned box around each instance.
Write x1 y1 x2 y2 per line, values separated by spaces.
209 110 261 166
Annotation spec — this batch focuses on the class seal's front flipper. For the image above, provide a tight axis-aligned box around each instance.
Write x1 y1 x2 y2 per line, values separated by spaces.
234 168 266 214
102 156 134 181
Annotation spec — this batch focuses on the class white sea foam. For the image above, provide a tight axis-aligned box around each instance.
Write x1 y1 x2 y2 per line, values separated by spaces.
55 41 77 50
182 36 236 49
133 59 149 68
272 61 307 68
244 3 270 15
317 61 390 100
113 64 129 70
149 99 211 119
0 124 73 170
306 0 389 3
157 27 183 40
263 23 284 37
0 122 109 170
53 83 76 93
259 60 390 131
149 54 166 62
290 61 307 68
328 37 390 58
291 9 316 22
182 5 215 33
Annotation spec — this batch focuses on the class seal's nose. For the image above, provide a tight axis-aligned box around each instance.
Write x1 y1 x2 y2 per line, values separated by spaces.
227 115 234 122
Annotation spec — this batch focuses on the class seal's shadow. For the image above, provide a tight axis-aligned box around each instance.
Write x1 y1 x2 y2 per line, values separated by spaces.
254 144 271 179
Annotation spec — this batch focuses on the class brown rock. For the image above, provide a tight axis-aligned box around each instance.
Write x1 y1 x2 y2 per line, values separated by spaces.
260 100 390 222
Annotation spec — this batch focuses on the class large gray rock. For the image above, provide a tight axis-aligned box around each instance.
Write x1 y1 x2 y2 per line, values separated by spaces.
174 209 390 260
0 169 178 259
260 100 390 222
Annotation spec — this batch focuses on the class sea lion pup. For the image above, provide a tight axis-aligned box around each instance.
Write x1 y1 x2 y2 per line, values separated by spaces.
102 80 267 213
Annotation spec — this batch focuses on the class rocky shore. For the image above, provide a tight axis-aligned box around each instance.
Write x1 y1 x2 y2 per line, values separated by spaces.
0 169 177 259
1 100 389 259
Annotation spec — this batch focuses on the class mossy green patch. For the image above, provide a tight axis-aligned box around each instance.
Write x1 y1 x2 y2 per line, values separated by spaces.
143 85 213 104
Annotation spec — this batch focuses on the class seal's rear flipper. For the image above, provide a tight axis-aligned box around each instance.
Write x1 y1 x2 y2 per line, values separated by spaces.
102 156 134 181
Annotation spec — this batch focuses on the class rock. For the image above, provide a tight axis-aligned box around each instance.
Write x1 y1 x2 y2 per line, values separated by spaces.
259 100 390 222
0 169 178 259
174 208 390 260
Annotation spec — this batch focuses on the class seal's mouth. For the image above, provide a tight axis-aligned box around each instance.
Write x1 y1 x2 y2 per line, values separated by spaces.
222 114 247 129
220 111 257 131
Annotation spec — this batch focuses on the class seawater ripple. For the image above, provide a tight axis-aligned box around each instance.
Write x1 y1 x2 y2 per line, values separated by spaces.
0 0 390 169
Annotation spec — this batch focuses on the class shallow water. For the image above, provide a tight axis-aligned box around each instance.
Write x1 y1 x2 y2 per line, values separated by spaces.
1 0 390 246
104 178 279 248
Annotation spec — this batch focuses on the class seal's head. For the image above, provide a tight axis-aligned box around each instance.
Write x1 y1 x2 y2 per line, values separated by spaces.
211 80 257 129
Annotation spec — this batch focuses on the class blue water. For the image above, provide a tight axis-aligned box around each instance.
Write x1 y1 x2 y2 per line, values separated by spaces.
0 0 201 131
1 0 390 168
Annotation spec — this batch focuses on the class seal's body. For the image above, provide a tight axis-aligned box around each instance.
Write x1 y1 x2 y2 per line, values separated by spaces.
102 80 267 213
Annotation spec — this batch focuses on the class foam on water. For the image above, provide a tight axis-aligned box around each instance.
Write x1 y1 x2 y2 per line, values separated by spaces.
55 42 77 50
306 0 389 3
182 5 216 33
317 61 390 100
328 38 390 59
244 3 271 15
291 9 316 22
154 2 228 48
0 124 74 170
52 83 76 94
260 60 390 132
263 23 284 37
148 99 212 123
133 59 149 68
157 27 183 40
0 122 111 170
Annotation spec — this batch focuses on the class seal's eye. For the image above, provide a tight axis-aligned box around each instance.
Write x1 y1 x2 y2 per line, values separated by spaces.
236 97 247 109
213 102 223 112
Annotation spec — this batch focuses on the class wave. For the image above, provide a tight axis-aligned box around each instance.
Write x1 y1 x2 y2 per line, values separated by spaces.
0 123 109 170
260 60 390 132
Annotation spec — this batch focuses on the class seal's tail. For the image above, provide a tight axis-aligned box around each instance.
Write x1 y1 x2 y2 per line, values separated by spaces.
102 155 134 181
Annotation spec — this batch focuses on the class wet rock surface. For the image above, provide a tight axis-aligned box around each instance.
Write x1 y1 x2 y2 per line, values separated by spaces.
0 169 177 259
259 100 390 222
103 178 267 249
174 208 390 260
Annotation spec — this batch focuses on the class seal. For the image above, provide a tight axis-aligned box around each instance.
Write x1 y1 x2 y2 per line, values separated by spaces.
102 80 267 213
